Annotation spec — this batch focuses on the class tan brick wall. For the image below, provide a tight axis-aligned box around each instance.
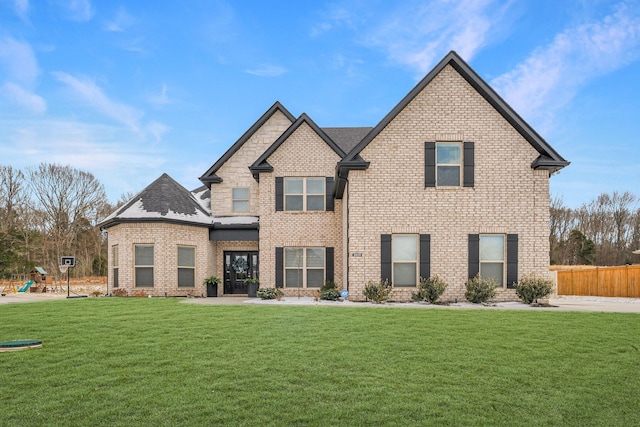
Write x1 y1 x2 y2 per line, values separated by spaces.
258 122 344 296
346 64 552 302
211 110 293 216
107 222 212 297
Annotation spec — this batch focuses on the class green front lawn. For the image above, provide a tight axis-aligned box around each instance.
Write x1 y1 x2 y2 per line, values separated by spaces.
1 299 638 426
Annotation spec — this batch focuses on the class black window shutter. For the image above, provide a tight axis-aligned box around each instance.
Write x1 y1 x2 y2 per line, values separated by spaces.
419 234 431 280
468 234 480 279
275 177 283 211
425 142 436 187
275 247 284 288
381 234 392 284
506 234 518 288
463 142 474 188
325 247 334 283
325 177 335 212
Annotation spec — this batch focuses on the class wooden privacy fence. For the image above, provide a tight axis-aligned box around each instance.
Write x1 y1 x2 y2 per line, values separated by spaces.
557 265 640 298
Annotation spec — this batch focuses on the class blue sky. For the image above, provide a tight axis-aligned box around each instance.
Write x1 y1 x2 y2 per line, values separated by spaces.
1 0 639 207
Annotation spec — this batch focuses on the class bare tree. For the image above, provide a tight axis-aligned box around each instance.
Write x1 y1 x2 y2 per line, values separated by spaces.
27 163 108 274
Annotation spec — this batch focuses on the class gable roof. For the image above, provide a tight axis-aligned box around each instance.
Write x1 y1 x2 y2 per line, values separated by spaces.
334 50 570 198
341 50 569 171
199 101 295 187
99 173 212 229
249 113 347 180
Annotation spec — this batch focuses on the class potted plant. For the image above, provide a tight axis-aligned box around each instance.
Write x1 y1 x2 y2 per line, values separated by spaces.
246 277 259 298
203 276 220 297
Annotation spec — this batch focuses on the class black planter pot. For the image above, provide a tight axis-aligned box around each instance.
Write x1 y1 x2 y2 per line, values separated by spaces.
206 282 218 297
248 282 259 298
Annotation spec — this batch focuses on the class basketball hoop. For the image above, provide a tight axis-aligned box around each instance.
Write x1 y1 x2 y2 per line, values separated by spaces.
59 265 69 275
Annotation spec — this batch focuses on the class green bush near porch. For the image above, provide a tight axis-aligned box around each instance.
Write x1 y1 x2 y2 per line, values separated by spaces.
1 298 639 426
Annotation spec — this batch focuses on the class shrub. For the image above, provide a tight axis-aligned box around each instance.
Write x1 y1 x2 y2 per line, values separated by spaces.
465 274 497 303
256 287 284 300
411 275 448 303
112 288 128 297
363 279 392 303
515 274 554 304
319 280 341 301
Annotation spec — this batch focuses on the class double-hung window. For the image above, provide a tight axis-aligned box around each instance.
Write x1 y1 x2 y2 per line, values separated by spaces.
393 235 418 287
232 188 249 212
112 245 119 288
284 247 325 288
285 178 325 211
436 142 461 186
177 246 195 287
134 244 154 287
480 235 505 286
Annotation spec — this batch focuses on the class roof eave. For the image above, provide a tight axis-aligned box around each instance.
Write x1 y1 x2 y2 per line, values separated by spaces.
531 156 570 173
198 101 295 186
99 217 213 230
334 159 370 199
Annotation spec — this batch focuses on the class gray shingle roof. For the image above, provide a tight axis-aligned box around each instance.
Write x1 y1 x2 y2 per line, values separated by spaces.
322 127 373 154
99 173 212 228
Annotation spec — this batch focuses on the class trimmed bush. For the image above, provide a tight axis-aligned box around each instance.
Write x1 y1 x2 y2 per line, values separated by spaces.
256 287 284 300
363 279 392 303
319 281 341 301
465 274 497 303
411 275 448 303
515 274 554 304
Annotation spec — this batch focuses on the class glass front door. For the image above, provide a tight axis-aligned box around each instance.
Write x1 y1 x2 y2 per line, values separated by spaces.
224 251 258 294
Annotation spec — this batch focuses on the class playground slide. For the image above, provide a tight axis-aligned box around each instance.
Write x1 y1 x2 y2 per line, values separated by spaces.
18 280 35 293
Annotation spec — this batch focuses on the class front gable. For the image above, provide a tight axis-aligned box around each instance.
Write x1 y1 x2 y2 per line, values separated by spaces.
249 113 346 180
199 101 295 187
336 51 569 198
199 102 295 216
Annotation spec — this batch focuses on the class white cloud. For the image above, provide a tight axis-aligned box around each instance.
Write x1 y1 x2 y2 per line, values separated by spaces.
145 121 169 142
491 1 640 125
149 84 170 108
0 37 39 84
13 0 29 21
0 118 168 201
104 6 134 32
363 0 509 74
1 82 46 113
52 71 144 133
58 0 94 22
244 65 287 77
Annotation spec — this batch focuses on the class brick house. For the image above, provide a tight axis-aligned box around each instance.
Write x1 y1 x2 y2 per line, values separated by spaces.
99 51 568 301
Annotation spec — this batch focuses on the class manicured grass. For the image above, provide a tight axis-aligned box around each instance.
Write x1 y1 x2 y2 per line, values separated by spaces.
1 299 639 426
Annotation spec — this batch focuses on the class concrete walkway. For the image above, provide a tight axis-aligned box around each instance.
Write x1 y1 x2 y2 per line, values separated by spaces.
1 292 639 313
183 295 640 313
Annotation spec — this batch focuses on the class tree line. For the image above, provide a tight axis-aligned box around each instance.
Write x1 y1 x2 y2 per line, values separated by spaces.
0 163 119 279
550 192 640 266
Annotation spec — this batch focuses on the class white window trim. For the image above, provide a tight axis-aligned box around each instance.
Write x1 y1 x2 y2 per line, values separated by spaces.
134 244 154 288
436 142 462 187
284 177 325 211
284 247 325 288
112 245 119 288
479 234 506 287
232 187 250 212
177 245 196 288
392 234 419 287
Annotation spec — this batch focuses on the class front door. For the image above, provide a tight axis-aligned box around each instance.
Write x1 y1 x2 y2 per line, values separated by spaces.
224 251 258 294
